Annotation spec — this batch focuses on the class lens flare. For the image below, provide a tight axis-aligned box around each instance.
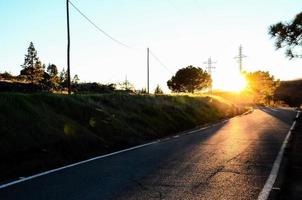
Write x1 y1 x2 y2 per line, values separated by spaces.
213 73 247 92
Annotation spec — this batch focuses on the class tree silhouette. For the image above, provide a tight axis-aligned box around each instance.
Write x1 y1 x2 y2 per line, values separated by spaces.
167 65 211 93
245 71 280 105
154 85 164 95
0 71 13 80
20 42 44 83
269 12 302 59
138 88 147 94
47 64 60 88
47 64 58 77
59 68 68 87
72 74 80 84
119 78 135 91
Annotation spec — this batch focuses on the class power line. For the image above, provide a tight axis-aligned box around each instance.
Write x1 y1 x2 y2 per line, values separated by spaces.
68 1 174 91
69 0 132 48
68 0 173 74
149 50 173 74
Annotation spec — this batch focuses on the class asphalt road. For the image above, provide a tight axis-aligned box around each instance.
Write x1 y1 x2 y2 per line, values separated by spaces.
0 108 297 200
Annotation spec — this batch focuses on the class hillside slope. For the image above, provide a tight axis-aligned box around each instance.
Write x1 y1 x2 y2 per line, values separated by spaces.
275 79 302 107
0 93 244 183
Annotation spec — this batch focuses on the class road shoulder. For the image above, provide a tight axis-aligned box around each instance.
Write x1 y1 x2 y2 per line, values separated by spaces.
274 110 302 200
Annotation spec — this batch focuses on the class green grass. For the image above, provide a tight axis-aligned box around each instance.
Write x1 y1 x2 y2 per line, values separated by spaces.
0 93 245 182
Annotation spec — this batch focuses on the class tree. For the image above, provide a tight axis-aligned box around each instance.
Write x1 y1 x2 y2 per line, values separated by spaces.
47 64 60 88
20 42 44 83
59 68 68 87
269 12 302 59
245 71 280 105
167 65 211 93
0 71 13 80
72 74 80 84
154 84 164 95
47 64 58 77
138 88 147 94
119 78 135 91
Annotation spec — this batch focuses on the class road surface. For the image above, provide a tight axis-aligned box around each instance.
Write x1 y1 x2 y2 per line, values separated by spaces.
0 108 297 200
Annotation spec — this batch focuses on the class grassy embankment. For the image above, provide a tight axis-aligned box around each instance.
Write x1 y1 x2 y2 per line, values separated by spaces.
274 79 302 107
0 93 245 183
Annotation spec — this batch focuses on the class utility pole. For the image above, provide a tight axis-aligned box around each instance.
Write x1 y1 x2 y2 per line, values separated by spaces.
204 57 216 94
66 0 71 94
147 47 150 94
125 75 128 90
234 45 247 74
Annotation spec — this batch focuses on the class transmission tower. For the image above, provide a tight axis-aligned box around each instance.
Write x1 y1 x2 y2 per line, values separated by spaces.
203 57 216 93
234 45 247 74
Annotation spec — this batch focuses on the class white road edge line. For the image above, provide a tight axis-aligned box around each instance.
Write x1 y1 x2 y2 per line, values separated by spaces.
270 108 279 112
257 110 301 200
0 121 218 190
0 140 158 190
0 114 236 190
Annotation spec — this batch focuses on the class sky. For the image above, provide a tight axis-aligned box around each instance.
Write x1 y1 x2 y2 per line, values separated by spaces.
0 0 302 92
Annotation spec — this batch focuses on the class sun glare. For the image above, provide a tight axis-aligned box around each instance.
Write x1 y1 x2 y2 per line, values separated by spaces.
213 73 247 92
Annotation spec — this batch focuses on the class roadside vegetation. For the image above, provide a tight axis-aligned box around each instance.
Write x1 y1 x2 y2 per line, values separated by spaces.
0 93 244 183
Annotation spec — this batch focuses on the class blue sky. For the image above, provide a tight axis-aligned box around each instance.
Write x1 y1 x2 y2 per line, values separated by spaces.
1 0 302 91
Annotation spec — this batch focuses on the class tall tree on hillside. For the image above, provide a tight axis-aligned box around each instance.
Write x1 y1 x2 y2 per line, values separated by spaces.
20 42 44 83
167 65 211 93
269 12 302 59
245 71 280 105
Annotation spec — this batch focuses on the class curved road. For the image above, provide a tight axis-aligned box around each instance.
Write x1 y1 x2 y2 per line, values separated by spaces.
0 108 297 200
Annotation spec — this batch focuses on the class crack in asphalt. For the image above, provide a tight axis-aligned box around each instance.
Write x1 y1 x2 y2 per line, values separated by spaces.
127 139 258 199
190 141 254 194
131 179 164 200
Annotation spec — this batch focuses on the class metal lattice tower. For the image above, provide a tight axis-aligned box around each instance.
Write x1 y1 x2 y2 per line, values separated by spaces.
204 57 216 75
204 57 216 93
234 45 247 74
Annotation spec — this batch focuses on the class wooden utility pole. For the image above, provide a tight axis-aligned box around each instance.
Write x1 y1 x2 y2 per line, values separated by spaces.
147 47 150 94
66 0 71 94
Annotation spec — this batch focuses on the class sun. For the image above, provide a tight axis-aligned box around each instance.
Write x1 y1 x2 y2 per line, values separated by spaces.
213 73 247 92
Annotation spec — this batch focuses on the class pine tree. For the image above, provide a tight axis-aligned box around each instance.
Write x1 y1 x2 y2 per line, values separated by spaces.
72 74 79 84
167 65 212 93
20 42 44 83
154 85 164 95
269 12 302 59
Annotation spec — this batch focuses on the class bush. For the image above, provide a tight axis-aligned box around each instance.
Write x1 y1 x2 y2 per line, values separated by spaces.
73 83 116 93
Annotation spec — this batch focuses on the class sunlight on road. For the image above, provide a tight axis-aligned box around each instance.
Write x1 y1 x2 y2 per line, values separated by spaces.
214 119 247 161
